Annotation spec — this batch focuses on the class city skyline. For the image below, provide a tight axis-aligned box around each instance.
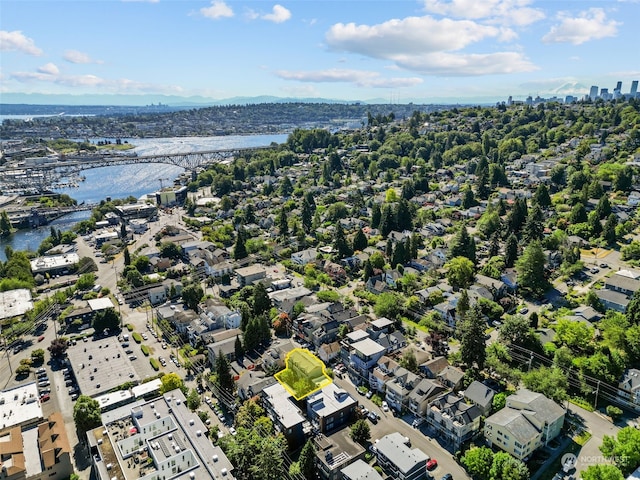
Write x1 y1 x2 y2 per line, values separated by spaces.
1 0 640 104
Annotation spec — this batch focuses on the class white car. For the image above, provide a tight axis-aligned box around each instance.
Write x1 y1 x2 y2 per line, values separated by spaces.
229 427 237 435
382 401 389 412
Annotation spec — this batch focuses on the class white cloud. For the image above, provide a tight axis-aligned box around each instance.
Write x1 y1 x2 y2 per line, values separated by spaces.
121 0 159 3
10 68 183 94
63 50 102 64
393 51 537 76
275 68 423 88
422 0 545 26
262 5 291 23
327 16 501 57
37 63 59 75
200 0 233 19
0 30 43 56
325 16 536 76
542 8 620 45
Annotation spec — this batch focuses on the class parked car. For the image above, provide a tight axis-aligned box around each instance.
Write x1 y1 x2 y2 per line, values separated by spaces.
367 411 379 424
40 393 50 402
427 459 438 470
519 307 528 314
382 401 389 412
440 474 452 480
365 390 373 399
229 427 237 435
36 368 46 374
38 381 50 387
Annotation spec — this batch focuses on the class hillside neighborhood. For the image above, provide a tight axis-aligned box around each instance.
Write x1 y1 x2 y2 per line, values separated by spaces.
2 97 640 480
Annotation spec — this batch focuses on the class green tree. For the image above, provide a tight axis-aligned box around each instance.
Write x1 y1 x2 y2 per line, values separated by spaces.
92 308 120 333
352 228 368 252
504 233 519 268
603 214 618 244
349 419 371 444
374 292 403 320
301 196 314 233
581 465 624 480
515 241 548 296
159 241 182 259
186 388 201 411
253 283 272 316
498 315 539 350
233 229 248 260
523 204 544 244
533 183 552 208
298 439 317 480
76 273 96 291
489 452 529 480
333 223 353 258
399 348 418 373
48 338 68 358
457 289 470 320
446 256 475 289
450 225 476 263
215 350 234 392
73 395 102 436
0 210 12 237
182 283 204 310
600 426 640 475
457 304 487 370
522 366 568 403
123 247 131 266
159 372 185 394
234 335 244 359
461 446 494 480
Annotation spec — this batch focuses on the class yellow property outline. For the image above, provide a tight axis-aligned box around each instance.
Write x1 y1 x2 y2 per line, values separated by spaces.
274 348 333 400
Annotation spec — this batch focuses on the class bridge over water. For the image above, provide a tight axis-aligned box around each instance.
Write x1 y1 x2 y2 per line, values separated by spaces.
0 145 274 191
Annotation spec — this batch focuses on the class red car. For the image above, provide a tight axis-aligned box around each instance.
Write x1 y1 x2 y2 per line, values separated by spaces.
426 459 438 471
38 335 45 342
40 394 50 402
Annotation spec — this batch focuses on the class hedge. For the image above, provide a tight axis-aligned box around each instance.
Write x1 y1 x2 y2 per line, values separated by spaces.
141 345 150 356
150 358 160 371
132 332 142 343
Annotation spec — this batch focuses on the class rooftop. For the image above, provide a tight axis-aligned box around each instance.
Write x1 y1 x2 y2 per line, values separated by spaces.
67 336 141 398
375 432 429 474
351 338 386 358
262 383 306 429
0 289 33 321
0 382 43 430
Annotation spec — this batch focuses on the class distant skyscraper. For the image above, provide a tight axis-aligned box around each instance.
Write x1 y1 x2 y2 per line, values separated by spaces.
600 88 609 100
616 81 623 92
631 81 639 96
590 86 599 100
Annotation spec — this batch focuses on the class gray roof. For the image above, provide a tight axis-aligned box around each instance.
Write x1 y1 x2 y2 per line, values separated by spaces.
605 274 640 293
341 460 383 480
487 407 541 443
506 388 566 426
464 381 496 409
375 432 429 475
431 392 482 425
619 369 640 393
595 289 630 308
351 338 386 357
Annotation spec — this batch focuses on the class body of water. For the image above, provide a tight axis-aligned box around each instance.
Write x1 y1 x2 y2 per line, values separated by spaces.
0 133 288 260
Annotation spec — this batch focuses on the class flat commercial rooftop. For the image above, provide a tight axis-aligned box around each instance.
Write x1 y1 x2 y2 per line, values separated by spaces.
0 382 43 429
67 336 140 398
0 289 33 321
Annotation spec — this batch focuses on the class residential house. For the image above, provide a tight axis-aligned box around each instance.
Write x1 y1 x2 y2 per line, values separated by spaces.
325 262 347 283
365 275 389 294
375 432 429 480
306 384 358 433
385 368 420 412
349 338 387 381
484 389 565 461
203 299 242 329
438 366 465 390
148 285 167 305
318 341 342 364
369 356 399 393
595 289 630 312
475 274 507 299
291 248 318 266
262 383 306 450
419 356 450 379
237 371 276 402
427 392 483 450
235 264 267 287
315 428 366 480
205 328 242 365
464 381 496 416
618 369 640 407
407 378 447 417
312 320 340 348
605 274 640 297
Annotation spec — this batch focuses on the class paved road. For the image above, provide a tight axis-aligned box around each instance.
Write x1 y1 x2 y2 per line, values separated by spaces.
333 375 471 480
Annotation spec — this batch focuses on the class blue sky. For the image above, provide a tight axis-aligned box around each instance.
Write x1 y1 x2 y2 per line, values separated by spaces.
1 0 639 103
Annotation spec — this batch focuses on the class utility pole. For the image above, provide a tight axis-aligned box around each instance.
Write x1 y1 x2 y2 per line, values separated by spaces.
594 380 601 409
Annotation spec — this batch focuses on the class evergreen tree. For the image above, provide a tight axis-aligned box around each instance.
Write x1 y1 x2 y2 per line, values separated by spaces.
363 261 374 282
123 247 131 266
516 241 548 296
215 350 234 392
614 166 633 193
396 199 413 231
588 179 604 199
462 186 477 209
533 183 552 208
570 203 588 224
0 210 12 237
385 238 393 258
457 304 487 369
253 283 272 316
523 204 544 243
333 223 353 258
488 232 500 258
409 233 421 259
301 196 313 233
505 233 519 268
234 335 244 359
352 228 368 252
371 203 381 229
379 204 395 237
298 440 317 480
120 223 127 239
596 195 612 219
589 211 603 237
391 242 408 268
603 213 618 244
277 207 288 237
233 229 248 260
457 289 470 320
450 225 475 263
507 198 528 235
476 168 490 199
